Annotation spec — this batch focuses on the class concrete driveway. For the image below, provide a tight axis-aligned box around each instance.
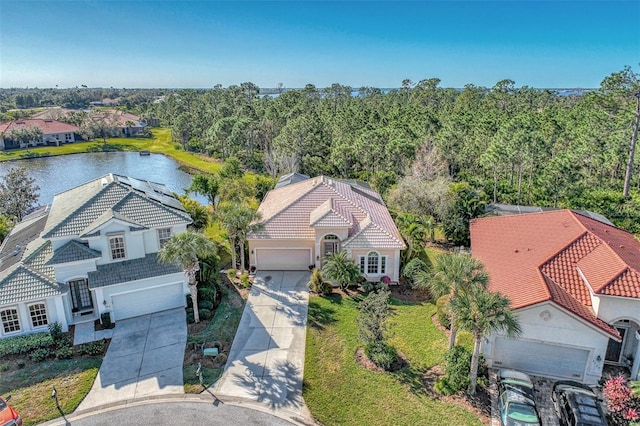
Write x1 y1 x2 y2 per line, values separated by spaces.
213 271 310 418
77 308 187 410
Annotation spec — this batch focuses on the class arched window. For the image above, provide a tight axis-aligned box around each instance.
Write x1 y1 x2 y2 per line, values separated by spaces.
358 251 388 275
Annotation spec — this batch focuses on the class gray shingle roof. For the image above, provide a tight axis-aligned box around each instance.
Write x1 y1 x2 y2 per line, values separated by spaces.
0 242 65 305
88 253 183 289
0 213 49 272
46 240 102 265
43 176 191 239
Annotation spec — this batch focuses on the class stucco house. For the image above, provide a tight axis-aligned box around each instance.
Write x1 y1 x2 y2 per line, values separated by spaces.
471 210 640 384
0 119 80 150
248 174 405 281
0 174 192 338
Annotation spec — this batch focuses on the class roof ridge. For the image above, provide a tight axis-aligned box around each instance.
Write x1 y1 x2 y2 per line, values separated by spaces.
540 231 592 269
113 190 191 222
43 180 120 238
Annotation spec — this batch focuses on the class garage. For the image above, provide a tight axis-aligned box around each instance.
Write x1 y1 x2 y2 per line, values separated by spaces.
255 248 311 271
111 282 186 321
492 337 589 381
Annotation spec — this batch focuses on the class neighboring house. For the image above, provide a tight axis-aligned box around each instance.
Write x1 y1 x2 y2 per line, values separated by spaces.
0 174 192 338
471 210 640 384
92 110 147 137
248 174 406 281
0 119 80 150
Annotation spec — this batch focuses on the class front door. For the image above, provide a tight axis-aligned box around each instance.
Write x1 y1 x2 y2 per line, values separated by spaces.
605 326 627 363
70 279 93 311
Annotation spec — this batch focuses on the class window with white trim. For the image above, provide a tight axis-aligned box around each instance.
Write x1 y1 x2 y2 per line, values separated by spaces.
1 308 21 333
29 303 48 328
359 251 387 275
109 234 126 260
158 228 172 248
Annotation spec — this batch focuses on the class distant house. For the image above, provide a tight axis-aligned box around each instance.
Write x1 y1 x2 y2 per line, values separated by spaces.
92 110 147 137
248 174 406 281
0 174 192 338
0 119 80 150
471 210 640 384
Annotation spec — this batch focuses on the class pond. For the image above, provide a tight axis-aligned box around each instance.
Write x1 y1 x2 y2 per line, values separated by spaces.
0 152 207 206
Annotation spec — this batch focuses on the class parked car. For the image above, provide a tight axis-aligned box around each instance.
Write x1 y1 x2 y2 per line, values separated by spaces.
497 369 541 426
0 395 22 426
552 381 608 426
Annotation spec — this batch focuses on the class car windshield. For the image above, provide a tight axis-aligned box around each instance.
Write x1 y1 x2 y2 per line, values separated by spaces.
0 399 6 410
507 403 540 424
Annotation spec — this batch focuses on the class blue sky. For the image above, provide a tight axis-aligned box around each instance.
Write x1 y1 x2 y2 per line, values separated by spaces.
0 1 638 89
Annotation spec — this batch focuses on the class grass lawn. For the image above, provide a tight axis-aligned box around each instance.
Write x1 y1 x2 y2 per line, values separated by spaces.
304 295 481 426
0 358 101 426
0 128 225 175
183 284 245 393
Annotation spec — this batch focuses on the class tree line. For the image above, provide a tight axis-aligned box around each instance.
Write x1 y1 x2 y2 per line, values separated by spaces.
142 67 640 235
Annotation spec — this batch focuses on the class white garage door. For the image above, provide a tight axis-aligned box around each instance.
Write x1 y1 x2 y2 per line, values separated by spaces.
111 283 185 321
493 337 589 380
256 248 311 271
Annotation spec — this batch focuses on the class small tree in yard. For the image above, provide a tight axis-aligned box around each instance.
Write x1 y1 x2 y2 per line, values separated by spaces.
450 285 521 395
322 250 362 292
358 288 397 370
0 167 40 221
158 231 218 323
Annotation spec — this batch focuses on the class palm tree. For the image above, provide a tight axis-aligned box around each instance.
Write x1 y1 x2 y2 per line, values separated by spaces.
322 250 362 291
218 203 262 272
450 285 521 395
395 212 427 261
415 252 489 349
158 231 218 323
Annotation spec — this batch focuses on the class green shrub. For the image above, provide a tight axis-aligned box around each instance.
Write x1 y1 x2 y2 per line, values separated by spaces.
198 300 214 310
199 287 217 302
55 345 73 359
365 341 398 370
434 378 457 395
54 336 72 349
187 312 195 324
436 295 451 329
402 258 429 286
357 289 391 346
48 321 64 342
226 269 237 281
101 312 113 328
239 272 250 288
79 340 105 356
198 308 212 320
0 332 53 357
0 363 9 372
308 269 332 296
361 281 387 294
440 345 472 394
30 348 51 362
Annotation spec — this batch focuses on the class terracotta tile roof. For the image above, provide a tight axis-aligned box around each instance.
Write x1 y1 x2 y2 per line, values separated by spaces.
471 209 640 338
250 175 405 249
0 119 79 136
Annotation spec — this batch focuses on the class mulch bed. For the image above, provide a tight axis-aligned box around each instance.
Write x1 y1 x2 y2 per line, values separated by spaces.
354 347 408 373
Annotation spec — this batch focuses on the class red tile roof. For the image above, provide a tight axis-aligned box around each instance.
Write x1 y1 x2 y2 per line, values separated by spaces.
470 210 640 338
0 119 79 136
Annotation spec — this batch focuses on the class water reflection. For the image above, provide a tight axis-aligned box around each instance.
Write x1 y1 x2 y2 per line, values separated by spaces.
0 152 207 205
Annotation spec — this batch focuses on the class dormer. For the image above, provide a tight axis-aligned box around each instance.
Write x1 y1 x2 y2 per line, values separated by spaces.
310 198 352 242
